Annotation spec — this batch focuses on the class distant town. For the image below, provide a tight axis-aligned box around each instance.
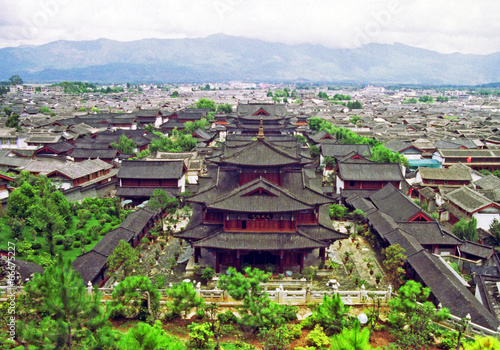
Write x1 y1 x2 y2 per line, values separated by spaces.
1 77 500 349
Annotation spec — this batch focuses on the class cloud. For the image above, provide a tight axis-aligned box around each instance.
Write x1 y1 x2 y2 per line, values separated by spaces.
0 0 498 54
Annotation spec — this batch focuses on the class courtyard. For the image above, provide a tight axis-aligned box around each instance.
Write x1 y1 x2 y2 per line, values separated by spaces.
114 209 389 294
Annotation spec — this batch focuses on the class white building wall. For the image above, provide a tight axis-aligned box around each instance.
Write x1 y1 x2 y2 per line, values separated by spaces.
415 171 422 183
473 212 500 231
187 171 198 185
0 189 9 199
432 152 444 165
336 177 344 195
403 153 422 160
178 174 186 193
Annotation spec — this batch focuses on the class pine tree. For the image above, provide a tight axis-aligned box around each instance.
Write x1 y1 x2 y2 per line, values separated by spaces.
330 320 373 350
166 281 205 320
382 244 407 289
302 292 349 335
106 240 140 280
16 256 115 349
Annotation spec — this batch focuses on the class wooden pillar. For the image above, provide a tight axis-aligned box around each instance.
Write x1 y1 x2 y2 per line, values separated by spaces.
215 252 220 274
299 252 304 272
279 250 284 274
319 247 326 262
236 250 241 271
194 247 200 264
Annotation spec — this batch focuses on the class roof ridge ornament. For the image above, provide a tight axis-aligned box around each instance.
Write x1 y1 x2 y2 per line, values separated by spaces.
257 116 265 141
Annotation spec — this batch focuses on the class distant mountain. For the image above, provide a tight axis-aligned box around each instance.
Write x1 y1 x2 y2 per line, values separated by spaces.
1 34 499 84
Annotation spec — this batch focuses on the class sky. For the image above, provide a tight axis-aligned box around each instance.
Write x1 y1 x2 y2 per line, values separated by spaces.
0 0 498 54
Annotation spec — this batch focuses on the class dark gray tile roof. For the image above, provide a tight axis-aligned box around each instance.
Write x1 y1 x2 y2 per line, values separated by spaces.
369 184 424 222
195 231 328 250
341 189 380 199
475 175 500 191
408 251 499 329
418 186 435 200
213 139 302 167
117 160 184 179
297 205 348 241
338 162 404 182
398 221 462 246
346 195 378 214
13 259 44 281
72 148 119 160
445 186 494 213
438 148 500 159
321 144 371 158
207 177 314 213
92 228 135 257
366 210 400 236
72 250 107 284
385 229 424 257
419 167 472 182
160 120 187 129
459 241 495 259
49 159 112 179
136 109 160 118
237 103 288 121
309 130 338 143
38 141 74 154
119 208 156 235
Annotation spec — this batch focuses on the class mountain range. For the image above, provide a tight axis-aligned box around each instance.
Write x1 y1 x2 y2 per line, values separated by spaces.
1 33 499 85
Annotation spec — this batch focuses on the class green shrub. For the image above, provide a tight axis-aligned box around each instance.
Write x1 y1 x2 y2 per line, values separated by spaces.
63 235 75 250
195 308 206 319
201 267 215 280
306 325 330 348
288 324 302 339
77 209 92 221
438 331 458 350
74 230 85 241
31 242 42 250
101 213 112 223
73 241 81 248
329 204 348 220
217 310 238 324
276 304 298 322
100 226 111 236
54 235 65 245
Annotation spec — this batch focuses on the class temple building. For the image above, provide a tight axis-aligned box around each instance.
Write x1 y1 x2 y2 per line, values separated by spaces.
174 118 346 273
225 102 298 135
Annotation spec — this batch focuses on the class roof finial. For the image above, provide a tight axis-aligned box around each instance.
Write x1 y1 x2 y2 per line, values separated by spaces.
257 116 265 141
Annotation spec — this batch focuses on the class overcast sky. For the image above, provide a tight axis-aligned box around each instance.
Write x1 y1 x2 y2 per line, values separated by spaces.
0 0 498 54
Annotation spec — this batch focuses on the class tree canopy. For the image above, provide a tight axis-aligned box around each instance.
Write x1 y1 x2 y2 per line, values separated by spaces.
388 281 450 350
452 218 478 242
166 281 205 320
196 98 216 112
382 244 407 289
149 132 197 153
15 256 115 349
110 275 161 322
347 100 363 109
148 189 179 212
308 117 409 167
107 240 140 281
8 75 23 85
216 103 233 113
110 134 137 155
